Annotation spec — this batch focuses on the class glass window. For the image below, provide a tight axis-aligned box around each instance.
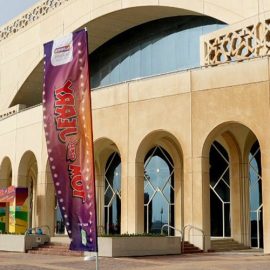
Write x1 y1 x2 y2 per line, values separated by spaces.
91 16 225 88
144 146 174 235
249 141 263 248
210 141 231 237
104 152 121 234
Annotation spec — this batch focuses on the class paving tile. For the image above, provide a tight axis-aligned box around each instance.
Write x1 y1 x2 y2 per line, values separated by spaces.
1 251 270 270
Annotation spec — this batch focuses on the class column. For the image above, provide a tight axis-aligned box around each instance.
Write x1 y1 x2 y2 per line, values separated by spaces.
261 148 270 253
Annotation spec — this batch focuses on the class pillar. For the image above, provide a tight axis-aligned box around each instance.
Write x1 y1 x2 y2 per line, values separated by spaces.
261 148 270 253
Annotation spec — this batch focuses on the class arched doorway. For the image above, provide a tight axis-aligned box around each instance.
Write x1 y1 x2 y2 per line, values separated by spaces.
94 138 122 234
18 151 38 229
135 130 182 235
202 122 263 250
104 152 121 234
144 146 175 235
248 140 263 248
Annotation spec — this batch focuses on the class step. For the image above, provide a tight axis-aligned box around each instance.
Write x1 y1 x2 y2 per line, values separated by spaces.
27 242 84 257
182 241 203 254
28 250 83 256
210 239 249 252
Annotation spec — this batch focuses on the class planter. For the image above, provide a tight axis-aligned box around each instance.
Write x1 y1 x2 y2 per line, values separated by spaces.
98 236 181 257
0 234 25 252
0 234 50 252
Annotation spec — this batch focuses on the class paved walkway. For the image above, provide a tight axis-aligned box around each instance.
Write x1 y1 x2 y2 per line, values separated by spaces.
0 251 270 270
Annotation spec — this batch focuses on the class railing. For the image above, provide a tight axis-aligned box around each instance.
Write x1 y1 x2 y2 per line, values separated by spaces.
182 225 205 252
201 16 270 66
160 224 182 238
25 225 51 236
24 225 51 251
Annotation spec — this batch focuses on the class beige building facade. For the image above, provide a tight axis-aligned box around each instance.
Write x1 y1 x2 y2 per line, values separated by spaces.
0 0 270 253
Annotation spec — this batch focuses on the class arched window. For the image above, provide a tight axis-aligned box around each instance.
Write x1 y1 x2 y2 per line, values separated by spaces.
144 146 174 235
104 152 121 234
249 141 263 248
210 141 231 237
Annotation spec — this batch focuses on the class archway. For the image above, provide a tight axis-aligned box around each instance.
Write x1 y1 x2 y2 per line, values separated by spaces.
0 157 12 188
94 138 121 234
202 122 263 249
136 130 183 235
17 151 38 229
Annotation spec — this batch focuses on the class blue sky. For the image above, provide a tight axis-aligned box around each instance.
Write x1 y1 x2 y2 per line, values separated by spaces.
0 0 39 26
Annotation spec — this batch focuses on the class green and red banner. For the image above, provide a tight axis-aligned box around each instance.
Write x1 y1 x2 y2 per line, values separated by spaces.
43 30 98 252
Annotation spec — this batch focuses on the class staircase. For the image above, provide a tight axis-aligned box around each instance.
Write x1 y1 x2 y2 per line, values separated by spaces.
210 238 249 252
27 242 83 257
182 241 203 254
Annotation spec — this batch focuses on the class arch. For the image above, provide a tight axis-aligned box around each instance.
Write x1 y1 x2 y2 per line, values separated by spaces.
136 130 183 164
91 15 225 88
0 156 12 188
94 137 122 234
94 137 121 175
18 151 38 187
9 3 229 108
135 130 183 234
243 130 259 160
202 121 262 249
202 121 262 157
17 151 38 229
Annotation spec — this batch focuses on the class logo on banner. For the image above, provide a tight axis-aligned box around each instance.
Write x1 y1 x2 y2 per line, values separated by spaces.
51 33 73 66
54 80 86 202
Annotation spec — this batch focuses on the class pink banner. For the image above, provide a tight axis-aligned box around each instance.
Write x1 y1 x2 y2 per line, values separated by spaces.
43 30 98 251
0 186 15 203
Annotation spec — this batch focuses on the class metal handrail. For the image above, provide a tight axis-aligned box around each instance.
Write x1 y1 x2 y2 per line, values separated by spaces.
160 224 182 238
182 225 205 252
25 225 51 236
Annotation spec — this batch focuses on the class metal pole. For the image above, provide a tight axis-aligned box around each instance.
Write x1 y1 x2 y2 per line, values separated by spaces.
222 203 225 237
96 252 99 270
257 210 260 248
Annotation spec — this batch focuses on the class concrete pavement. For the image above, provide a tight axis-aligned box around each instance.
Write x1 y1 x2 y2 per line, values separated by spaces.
0 251 270 270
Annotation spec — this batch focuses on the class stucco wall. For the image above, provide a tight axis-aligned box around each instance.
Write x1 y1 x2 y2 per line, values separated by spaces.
0 0 270 110
0 56 269 250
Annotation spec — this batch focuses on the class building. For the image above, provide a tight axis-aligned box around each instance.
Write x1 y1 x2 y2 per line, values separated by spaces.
0 0 270 253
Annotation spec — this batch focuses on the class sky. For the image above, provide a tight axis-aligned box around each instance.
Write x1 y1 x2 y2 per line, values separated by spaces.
0 0 39 26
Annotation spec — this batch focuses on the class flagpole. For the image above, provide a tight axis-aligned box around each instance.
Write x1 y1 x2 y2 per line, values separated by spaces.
96 252 99 270
84 26 99 270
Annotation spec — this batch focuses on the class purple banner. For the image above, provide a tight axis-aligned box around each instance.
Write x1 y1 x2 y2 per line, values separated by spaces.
43 30 98 252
